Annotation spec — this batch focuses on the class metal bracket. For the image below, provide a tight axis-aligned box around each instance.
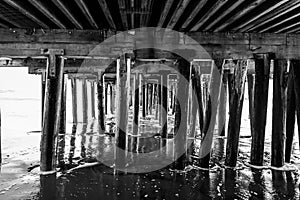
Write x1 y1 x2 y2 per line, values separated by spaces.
41 49 64 77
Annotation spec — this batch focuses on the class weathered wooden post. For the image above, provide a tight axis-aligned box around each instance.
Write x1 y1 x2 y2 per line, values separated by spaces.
115 57 131 170
285 61 296 162
291 60 300 150
161 71 168 138
142 77 146 118
225 60 248 167
97 71 105 135
41 70 46 126
173 59 190 170
250 53 272 166
91 80 96 119
40 49 64 200
57 74 67 167
218 61 228 137
133 73 140 135
247 59 255 139
81 78 88 159
199 60 222 168
271 59 288 167
69 77 77 163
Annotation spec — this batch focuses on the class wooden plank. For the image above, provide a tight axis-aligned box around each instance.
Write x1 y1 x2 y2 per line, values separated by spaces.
271 59 287 167
97 0 116 29
0 11 22 28
190 0 229 31
51 0 83 29
173 59 190 170
181 0 209 29
250 53 272 166
215 0 268 32
3 0 49 28
247 0 300 32
118 0 128 30
225 60 247 167
167 0 192 29
157 0 174 27
204 0 247 31
27 0 66 29
74 0 98 29
285 63 296 163
233 0 290 31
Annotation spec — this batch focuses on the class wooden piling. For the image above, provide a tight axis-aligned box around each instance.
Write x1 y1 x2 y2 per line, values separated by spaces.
142 78 146 118
57 74 67 167
69 78 78 163
285 61 296 162
250 53 272 166
133 73 140 135
198 60 223 168
41 70 46 126
291 60 300 150
271 59 287 167
91 81 96 119
174 59 190 169
81 79 88 159
115 57 131 169
97 71 105 134
40 57 64 200
218 68 227 136
161 72 168 138
225 60 248 167
247 67 255 139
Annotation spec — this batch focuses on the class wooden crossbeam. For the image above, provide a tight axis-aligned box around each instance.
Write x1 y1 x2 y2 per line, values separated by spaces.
97 0 116 30
27 0 66 29
140 0 153 27
157 0 174 27
261 12 300 33
51 0 83 29
3 0 49 28
233 0 290 32
74 0 98 29
0 29 300 59
215 0 267 32
246 0 300 32
203 0 247 31
181 0 209 29
190 0 228 31
118 0 128 30
167 0 192 29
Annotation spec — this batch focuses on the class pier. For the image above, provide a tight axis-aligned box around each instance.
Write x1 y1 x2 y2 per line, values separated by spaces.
0 0 299 199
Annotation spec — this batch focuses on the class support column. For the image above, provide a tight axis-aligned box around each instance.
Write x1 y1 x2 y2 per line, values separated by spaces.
285 61 296 162
174 60 190 170
57 74 67 167
250 53 272 166
133 73 140 135
97 72 105 135
81 79 88 159
115 57 131 170
41 70 46 126
91 81 96 119
271 59 287 167
40 53 64 200
247 60 255 139
69 78 77 163
161 72 168 138
142 77 146 118
218 65 228 136
291 60 300 151
225 60 248 167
